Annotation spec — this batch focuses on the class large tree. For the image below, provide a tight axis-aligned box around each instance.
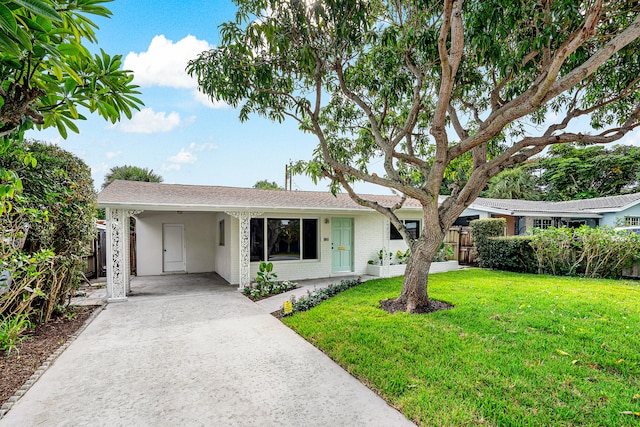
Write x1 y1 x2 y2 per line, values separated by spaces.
536 143 640 200
189 0 640 312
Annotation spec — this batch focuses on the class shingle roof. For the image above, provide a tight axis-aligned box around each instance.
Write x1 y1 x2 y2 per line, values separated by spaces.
98 180 640 216
473 193 640 214
97 180 423 211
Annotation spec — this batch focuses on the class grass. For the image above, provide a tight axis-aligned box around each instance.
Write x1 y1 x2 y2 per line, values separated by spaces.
282 269 640 426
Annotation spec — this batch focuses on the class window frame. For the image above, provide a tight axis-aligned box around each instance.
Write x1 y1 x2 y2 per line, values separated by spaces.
625 216 640 227
390 219 420 240
250 216 319 262
533 218 553 229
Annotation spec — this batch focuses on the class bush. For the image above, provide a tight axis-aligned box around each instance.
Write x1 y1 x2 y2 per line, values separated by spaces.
481 236 537 273
530 226 640 278
470 218 506 268
0 139 96 323
284 277 362 316
242 280 298 300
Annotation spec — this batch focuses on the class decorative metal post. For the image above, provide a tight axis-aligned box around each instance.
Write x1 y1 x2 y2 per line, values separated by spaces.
106 208 128 302
225 211 262 290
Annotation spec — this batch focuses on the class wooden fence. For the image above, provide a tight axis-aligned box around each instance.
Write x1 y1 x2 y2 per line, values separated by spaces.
82 229 136 278
444 226 476 265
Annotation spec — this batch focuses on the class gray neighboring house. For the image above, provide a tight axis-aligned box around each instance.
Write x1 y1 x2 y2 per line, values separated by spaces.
471 193 640 235
97 180 640 301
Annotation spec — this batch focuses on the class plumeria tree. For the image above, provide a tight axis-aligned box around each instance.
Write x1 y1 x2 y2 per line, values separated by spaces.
190 0 640 312
0 0 143 213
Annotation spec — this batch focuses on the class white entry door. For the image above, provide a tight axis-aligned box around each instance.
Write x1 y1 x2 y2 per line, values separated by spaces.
163 224 185 272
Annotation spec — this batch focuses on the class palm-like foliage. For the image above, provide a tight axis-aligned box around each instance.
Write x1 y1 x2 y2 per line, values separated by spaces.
102 165 163 189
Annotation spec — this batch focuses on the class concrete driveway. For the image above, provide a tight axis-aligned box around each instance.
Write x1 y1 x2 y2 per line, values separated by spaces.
0 273 414 427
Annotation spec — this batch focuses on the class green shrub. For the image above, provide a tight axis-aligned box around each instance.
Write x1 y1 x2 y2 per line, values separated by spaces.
242 280 298 300
0 139 96 323
284 277 362 316
530 226 640 278
481 236 537 273
470 218 506 267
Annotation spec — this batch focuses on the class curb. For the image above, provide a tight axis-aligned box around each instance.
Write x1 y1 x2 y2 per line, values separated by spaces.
0 303 106 420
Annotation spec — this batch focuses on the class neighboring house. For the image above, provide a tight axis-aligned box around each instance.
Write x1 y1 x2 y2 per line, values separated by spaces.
471 193 640 235
97 180 640 301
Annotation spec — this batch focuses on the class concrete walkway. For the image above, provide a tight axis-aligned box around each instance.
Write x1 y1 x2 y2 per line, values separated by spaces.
0 273 413 427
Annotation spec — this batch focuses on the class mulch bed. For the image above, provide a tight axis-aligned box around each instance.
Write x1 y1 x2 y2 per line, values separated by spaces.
380 298 453 314
0 305 99 406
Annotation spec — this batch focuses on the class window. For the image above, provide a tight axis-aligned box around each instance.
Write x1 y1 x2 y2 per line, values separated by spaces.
625 216 640 226
390 220 420 240
533 219 552 229
250 217 318 261
219 220 225 246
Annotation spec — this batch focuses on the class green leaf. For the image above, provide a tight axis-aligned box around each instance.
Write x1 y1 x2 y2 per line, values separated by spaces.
56 43 80 56
0 3 18 33
12 0 63 22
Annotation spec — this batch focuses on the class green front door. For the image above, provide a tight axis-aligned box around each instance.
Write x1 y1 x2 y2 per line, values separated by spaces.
331 218 353 273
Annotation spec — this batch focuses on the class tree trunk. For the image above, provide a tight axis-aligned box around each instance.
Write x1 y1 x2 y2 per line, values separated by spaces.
394 233 444 312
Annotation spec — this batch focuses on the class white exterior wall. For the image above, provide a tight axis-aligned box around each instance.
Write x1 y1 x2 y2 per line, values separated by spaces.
135 211 216 276
236 212 391 284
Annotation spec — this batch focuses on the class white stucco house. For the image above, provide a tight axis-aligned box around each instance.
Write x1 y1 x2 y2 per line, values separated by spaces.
98 180 640 302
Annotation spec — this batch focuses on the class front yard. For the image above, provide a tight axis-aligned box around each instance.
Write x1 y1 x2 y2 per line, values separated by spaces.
283 269 640 426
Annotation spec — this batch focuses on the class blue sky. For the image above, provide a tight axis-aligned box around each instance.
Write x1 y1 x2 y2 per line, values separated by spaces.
26 0 640 194
28 0 363 193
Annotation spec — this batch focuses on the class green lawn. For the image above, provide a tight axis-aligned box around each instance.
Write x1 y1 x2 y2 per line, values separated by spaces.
283 269 640 426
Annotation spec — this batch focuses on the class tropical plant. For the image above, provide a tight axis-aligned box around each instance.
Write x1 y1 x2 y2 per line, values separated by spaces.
483 166 541 200
255 261 278 287
0 0 142 137
102 165 164 189
0 314 33 356
190 0 640 312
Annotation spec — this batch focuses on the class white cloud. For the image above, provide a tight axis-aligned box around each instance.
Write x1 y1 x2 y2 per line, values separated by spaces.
106 151 121 159
188 142 218 151
168 148 198 164
118 108 182 134
124 35 212 89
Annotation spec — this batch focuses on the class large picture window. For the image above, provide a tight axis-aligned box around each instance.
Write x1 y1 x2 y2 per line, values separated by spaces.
250 217 318 261
390 220 420 240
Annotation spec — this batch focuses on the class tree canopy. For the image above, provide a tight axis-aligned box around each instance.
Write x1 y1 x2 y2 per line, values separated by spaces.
537 143 640 200
253 179 283 190
190 0 640 311
102 165 163 189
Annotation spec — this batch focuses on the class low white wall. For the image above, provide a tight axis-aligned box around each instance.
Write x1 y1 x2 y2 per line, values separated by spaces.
366 260 459 277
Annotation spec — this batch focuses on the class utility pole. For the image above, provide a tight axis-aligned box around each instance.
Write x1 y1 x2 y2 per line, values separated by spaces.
284 162 293 190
